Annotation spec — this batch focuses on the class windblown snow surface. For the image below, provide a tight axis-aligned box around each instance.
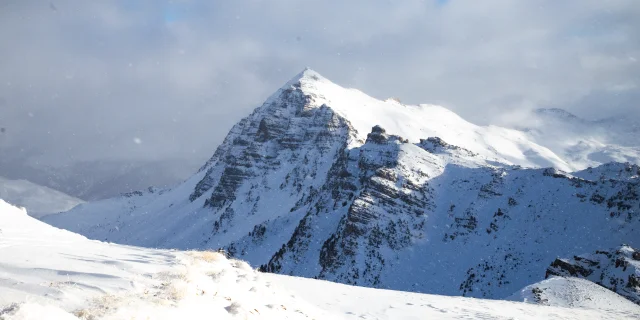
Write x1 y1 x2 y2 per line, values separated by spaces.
1 200 638 319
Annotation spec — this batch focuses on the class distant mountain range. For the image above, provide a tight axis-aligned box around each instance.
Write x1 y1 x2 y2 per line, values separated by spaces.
0 157 200 201
0 176 82 218
516 107 640 169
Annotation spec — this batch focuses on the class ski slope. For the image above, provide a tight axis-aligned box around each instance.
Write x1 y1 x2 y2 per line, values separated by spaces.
2 200 638 319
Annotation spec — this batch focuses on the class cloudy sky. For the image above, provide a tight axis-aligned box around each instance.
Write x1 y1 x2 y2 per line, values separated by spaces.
0 0 638 166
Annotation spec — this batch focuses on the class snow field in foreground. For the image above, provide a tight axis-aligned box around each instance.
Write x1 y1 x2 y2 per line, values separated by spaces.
2 199 640 319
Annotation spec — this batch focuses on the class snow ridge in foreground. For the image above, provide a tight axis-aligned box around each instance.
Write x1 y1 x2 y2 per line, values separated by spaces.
0 199 326 319
2 200 640 319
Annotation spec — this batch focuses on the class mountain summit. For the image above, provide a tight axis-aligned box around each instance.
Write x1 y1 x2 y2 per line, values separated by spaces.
44 70 640 302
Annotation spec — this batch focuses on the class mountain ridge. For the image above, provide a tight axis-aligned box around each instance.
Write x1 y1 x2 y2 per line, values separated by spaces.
514 106 640 169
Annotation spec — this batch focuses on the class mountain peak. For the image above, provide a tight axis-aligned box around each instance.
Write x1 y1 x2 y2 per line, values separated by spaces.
270 70 573 171
284 68 329 88
534 108 580 120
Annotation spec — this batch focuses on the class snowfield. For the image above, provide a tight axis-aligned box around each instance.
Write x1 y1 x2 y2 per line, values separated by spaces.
2 200 638 319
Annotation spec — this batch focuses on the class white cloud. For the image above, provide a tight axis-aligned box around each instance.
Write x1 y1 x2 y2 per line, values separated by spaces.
0 0 638 165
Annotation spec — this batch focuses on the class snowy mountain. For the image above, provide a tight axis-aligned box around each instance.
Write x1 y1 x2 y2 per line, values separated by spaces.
0 176 83 218
1 200 636 319
43 69 640 303
508 276 640 313
513 108 640 170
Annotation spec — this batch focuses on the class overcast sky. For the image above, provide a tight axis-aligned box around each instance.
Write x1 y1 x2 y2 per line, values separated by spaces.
0 0 638 166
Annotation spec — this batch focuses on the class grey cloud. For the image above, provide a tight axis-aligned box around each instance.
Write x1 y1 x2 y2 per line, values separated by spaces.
0 0 638 167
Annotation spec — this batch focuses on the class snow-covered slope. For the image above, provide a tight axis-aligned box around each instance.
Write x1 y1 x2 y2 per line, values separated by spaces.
0 176 83 218
573 162 640 182
43 69 640 302
2 200 637 319
508 276 639 313
514 108 640 170
545 245 640 305
270 274 640 320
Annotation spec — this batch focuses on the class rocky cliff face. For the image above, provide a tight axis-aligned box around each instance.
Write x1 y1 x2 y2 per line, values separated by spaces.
44 69 640 301
252 127 640 299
